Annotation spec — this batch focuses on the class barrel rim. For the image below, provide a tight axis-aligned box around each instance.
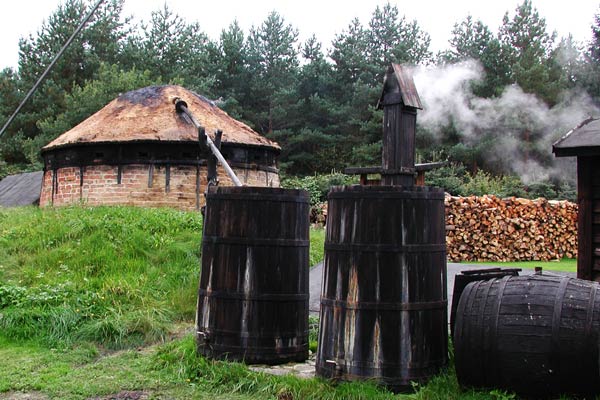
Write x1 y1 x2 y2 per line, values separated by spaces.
324 243 446 252
203 236 310 247
327 184 445 199
207 185 309 199
328 184 445 193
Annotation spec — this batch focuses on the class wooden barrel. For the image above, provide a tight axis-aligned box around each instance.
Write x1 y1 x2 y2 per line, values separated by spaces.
454 274 600 397
196 186 310 364
449 268 520 339
316 185 448 390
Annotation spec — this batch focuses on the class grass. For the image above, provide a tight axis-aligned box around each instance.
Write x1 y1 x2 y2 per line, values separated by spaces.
0 205 580 399
0 205 203 348
459 258 576 273
309 227 325 267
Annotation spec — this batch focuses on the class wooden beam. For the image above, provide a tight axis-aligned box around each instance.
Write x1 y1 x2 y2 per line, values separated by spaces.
578 156 594 280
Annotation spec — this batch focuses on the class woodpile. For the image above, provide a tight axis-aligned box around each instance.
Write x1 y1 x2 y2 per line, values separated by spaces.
310 202 328 227
446 195 577 262
313 194 577 262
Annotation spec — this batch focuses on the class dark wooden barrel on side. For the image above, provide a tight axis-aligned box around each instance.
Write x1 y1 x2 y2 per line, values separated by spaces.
450 268 520 339
196 186 310 364
316 185 448 391
454 274 600 398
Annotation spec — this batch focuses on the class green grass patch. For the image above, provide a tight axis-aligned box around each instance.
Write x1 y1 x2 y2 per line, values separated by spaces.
0 206 203 348
459 258 576 273
0 205 552 399
153 334 410 399
0 336 251 400
0 206 327 348
310 227 325 267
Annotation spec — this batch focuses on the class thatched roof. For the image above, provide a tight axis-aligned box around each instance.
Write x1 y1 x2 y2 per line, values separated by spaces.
43 85 279 151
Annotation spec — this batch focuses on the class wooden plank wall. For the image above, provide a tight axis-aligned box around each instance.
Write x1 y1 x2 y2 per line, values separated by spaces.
578 156 600 281
592 159 600 279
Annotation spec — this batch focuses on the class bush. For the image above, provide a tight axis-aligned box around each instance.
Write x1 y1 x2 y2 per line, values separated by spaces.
281 173 358 206
425 164 469 195
526 179 576 202
526 181 557 199
283 167 574 204
462 172 527 198
280 175 321 206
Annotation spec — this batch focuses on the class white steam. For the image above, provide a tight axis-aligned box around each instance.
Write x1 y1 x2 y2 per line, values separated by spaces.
412 60 600 184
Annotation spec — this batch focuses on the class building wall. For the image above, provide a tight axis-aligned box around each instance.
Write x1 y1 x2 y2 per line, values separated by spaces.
39 164 279 211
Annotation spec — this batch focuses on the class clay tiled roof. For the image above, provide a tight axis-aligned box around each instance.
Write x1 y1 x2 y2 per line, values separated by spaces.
43 85 279 150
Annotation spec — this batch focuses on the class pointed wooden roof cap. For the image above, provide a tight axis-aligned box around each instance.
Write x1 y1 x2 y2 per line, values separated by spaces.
43 85 280 151
377 64 423 110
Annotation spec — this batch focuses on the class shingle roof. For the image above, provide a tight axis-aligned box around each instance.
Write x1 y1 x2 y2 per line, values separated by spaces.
0 171 42 207
43 85 280 151
377 64 423 110
553 117 600 157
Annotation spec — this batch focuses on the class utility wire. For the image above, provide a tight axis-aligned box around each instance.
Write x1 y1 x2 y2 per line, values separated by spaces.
0 0 105 139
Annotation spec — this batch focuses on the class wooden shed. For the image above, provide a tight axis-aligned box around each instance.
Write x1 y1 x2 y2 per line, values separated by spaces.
40 85 280 210
553 117 600 280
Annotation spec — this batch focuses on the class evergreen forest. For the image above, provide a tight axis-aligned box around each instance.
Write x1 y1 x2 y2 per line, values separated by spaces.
1 0 599 199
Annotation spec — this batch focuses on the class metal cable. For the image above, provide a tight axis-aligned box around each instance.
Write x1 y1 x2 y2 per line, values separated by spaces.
0 0 105 138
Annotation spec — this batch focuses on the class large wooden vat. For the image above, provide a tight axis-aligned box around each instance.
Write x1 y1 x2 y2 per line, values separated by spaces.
454 274 600 397
196 186 310 364
316 185 448 390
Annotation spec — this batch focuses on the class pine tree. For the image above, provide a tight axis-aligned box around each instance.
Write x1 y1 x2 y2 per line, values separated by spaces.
206 20 251 120
580 10 600 102
270 36 341 174
442 15 511 97
134 4 211 90
499 0 563 104
3 0 129 165
330 18 370 87
367 3 432 80
245 11 299 134
552 35 583 90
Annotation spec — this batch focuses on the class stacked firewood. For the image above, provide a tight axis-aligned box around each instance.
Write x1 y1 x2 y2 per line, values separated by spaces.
311 202 328 226
446 195 577 262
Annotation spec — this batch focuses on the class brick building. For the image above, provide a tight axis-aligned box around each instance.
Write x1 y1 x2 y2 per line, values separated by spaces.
40 85 280 210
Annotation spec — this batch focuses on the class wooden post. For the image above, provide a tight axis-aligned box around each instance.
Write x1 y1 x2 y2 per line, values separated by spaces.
577 156 593 280
378 64 422 186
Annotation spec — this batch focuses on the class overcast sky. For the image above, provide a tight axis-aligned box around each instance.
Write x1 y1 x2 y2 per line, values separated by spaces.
0 0 598 70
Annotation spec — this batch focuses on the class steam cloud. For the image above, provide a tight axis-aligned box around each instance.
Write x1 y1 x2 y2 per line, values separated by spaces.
412 60 600 184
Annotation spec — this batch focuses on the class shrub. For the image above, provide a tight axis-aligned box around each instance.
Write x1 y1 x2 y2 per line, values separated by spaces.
425 164 469 195
462 172 527 198
281 172 358 206
526 181 557 199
